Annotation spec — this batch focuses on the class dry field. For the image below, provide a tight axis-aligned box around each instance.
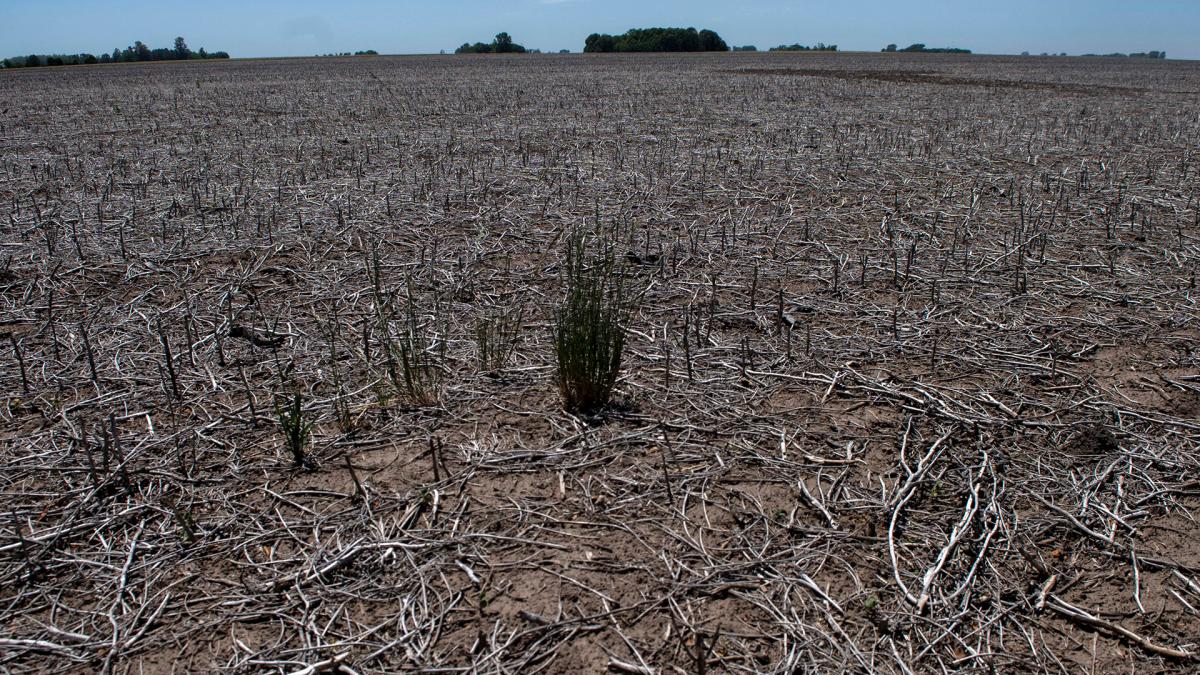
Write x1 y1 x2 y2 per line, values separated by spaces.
1 51 1199 673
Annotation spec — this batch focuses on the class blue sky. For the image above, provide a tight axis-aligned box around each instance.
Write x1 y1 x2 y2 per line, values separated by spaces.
1 0 1195 59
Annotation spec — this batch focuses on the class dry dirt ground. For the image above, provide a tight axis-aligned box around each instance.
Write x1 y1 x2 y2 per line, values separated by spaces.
1 51 1199 673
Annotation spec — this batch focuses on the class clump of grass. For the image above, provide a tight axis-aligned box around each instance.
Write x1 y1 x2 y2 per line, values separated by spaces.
366 247 444 407
390 290 445 407
553 227 636 413
475 305 523 373
276 392 314 468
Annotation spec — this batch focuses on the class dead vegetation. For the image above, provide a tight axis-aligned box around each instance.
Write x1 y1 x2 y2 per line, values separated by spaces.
1 52 1199 673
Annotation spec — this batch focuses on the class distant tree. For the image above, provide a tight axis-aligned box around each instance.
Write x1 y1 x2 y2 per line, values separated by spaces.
897 43 971 54
732 45 758 52
584 27 728 53
559 49 570 54
884 43 898 52
455 32 527 54
584 33 617 53
698 29 728 52
12 39 230 69
770 43 837 52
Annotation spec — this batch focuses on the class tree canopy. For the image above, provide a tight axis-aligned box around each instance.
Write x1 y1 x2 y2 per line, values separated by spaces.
890 43 972 54
2 37 229 68
584 28 729 53
455 32 528 54
769 43 837 52
1082 51 1166 59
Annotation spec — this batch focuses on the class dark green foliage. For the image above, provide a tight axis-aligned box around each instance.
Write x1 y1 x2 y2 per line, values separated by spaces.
698 29 727 52
769 43 837 52
896 43 972 54
4 37 229 68
583 27 729 53
455 32 528 54
732 45 758 52
584 33 617 53
883 44 898 52
1082 51 1166 59
553 228 637 413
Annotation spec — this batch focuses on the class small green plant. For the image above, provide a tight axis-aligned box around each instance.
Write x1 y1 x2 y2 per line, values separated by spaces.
366 247 444 407
390 286 444 406
553 227 636 413
475 305 523 373
276 392 315 468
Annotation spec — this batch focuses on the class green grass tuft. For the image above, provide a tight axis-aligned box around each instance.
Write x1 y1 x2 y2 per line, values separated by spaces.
553 227 636 413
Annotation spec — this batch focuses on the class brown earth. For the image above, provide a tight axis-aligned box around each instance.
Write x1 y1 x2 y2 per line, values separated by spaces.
1 51 1199 673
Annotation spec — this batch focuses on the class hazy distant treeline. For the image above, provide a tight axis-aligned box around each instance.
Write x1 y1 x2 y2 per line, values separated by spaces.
2 37 229 69
456 33 528 54
883 43 972 54
584 28 728 53
769 43 838 52
1082 51 1166 59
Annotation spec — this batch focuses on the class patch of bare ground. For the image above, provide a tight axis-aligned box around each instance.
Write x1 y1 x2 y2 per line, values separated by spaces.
723 66 1161 96
1 51 1200 673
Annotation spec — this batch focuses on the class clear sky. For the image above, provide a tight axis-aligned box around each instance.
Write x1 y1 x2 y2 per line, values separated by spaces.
1 0 1196 59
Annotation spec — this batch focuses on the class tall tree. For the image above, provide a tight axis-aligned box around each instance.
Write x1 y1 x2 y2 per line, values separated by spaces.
174 37 190 60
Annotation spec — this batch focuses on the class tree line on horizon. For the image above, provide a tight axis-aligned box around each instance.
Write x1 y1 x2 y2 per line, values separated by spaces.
584 27 728 53
770 43 837 52
1081 50 1166 59
2 37 229 69
883 43 972 54
455 32 529 54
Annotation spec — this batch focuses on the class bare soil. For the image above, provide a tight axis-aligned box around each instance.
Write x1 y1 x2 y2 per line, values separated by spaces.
1 51 1199 673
